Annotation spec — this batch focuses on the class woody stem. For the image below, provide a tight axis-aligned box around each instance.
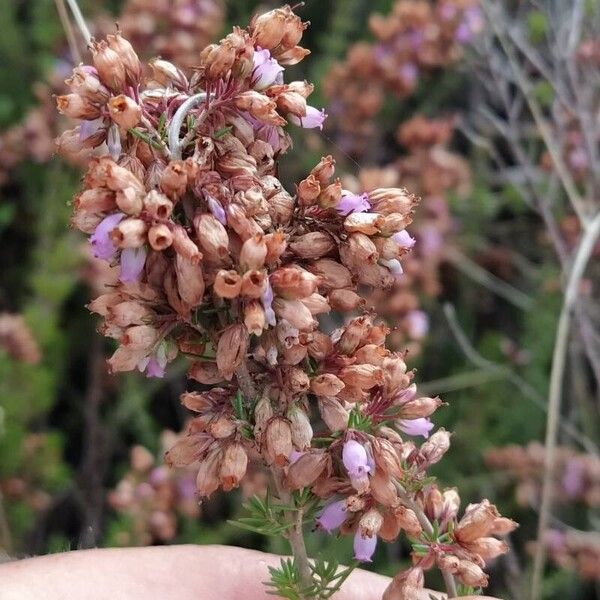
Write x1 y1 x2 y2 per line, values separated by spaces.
273 472 313 594
393 481 458 598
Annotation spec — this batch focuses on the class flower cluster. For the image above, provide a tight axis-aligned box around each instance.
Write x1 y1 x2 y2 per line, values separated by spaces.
108 435 200 546
57 6 512 595
486 442 600 507
323 0 482 156
98 0 224 71
533 530 600 581
0 313 41 364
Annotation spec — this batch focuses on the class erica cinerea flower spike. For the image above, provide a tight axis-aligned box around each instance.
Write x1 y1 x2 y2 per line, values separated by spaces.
56 3 514 597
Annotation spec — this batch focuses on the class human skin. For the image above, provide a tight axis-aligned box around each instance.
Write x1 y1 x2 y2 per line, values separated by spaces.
0 545 500 600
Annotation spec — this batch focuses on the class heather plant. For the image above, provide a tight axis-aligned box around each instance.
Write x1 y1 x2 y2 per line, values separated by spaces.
53 2 515 598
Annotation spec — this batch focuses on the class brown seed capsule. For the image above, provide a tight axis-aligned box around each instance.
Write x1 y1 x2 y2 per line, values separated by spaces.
216 324 249 380
311 155 336 184
455 560 489 588
264 232 288 264
382 567 424 600
108 95 141 130
144 190 173 220
75 188 115 213
420 429 451 466
398 396 442 419
319 179 343 208
108 301 151 327
394 505 422 537
253 393 273 440
251 9 286 49
454 500 500 543
270 267 319 300
110 218 147 248
371 438 403 480
273 298 315 331
339 364 383 390
379 509 401 542
297 174 321 205
214 270 243 299
308 259 353 290
264 417 293 466
276 91 307 117
464 537 508 560
148 224 174 251
220 443 248 491
318 397 349 432
286 451 329 490
369 470 397 506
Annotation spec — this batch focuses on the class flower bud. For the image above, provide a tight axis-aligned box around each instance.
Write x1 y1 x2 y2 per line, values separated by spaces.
188 361 224 384
454 500 500 543
253 394 273 440
251 9 286 49
160 161 188 199
297 175 321 205
240 234 267 270
382 567 424 600
394 505 422 537
264 417 293 466
308 259 353 290
107 32 142 84
115 186 144 215
273 298 315 331
149 58 188 89
220 443 248 491
359 508 383 538
319 179 343 208
328 289 364 312
216 324 249 380
455 560 488 588
108 301 151 327
464 537 508 560
311 155 336 184
371 438 403 480
286 451 329 490
369 470 397 506
398 396 442 419
276 91 307 117
339 364 383 390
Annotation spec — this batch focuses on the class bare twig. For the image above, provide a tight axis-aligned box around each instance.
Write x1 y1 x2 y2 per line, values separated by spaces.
64 0 91 46
531 211 600 600
54 0 82 63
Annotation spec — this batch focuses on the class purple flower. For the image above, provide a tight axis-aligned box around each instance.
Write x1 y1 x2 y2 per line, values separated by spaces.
252 48 284 90
399 63 418 86
145 356 166 378
262 280 276 326
207 195 227 225
289 450 304 464
562 458 584 498
148 466 169 486
316 500 347 533
120 246 147 283
353 530 377 562
289 106 327 130
392 230 416 250
342 440 371 478
399 417 434 438
336 192 371 216
380 258 403 279
405 310 429 340
90 212 125 260
79 117 103 142
107 123 121 160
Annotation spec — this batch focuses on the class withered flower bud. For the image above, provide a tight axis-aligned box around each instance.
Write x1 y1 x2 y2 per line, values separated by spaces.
318 397 349 432
107 32 142 84
110 218 147 248
55 94 102 119
240 234 267 270
290 232 336 259
244 300 266 336
115 187 144 215
420 429 451 466
339 364 383 390
188 361 224 384
91 39 126 91
371 438 403 480
311 373 345 397
194 214 230 261
309 259 353 290
251 9 286 49
382 567 424 600
149 59 188 89
398 396 442 419
196 448 222 497
286 451 329 490
328 289 364 312
455 561 489 588
394 505 422 537
454 500 500 543
160 161 188 199
369 470 397 506
220 443 248 491
264 417 293 466
264 232 287 264
311 155 336 184
464 537 508 560
148 224 174 251
108 95 141 130
253 394 273 440
175 255 205 308
288 405 313 449
273 298 315 331
358 508 384 538
172 225 202 264
214 270 243 299
241 270 267 298
319 179 343 208
216 324 249 380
